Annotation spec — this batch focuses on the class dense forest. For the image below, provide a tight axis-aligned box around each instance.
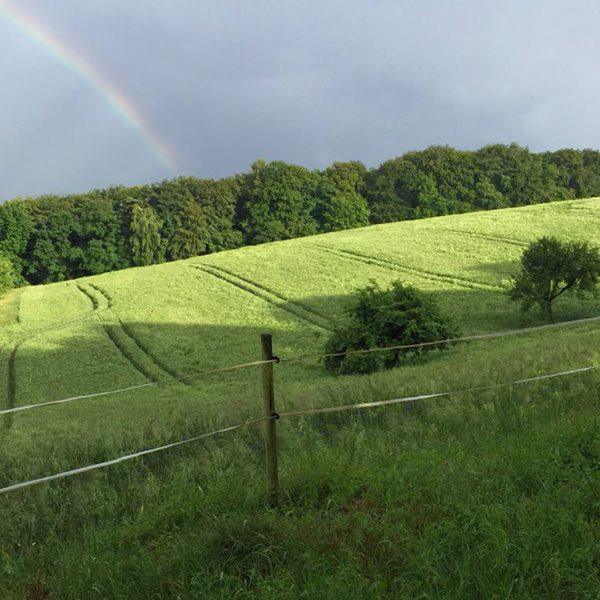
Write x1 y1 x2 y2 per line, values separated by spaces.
1 143 600 289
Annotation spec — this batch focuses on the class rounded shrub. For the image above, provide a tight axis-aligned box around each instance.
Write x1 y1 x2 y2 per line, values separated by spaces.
324 281 459 375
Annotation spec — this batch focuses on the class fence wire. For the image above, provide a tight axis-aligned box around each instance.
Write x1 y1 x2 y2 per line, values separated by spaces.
278 364 599 418
0 358 278 417
279 314 600 363
1 362 596 496
0 417 270 495
4 314 599 418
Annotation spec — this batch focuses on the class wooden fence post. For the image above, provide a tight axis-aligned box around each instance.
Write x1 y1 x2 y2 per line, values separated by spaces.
261 333 279 506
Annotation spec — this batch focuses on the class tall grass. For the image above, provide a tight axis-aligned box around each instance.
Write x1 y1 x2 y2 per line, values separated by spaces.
1 367 598 598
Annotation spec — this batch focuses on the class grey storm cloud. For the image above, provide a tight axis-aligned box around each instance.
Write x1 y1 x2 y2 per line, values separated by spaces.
1 0 600 201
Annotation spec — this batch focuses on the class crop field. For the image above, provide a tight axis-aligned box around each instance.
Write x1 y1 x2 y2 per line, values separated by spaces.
1 198 600 598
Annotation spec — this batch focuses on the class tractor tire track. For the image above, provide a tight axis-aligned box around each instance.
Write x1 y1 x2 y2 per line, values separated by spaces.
312 243 504 293
88 283 114 308
5 283 98 342
117 319 185 384
2 281 171 415
77 282 185 385
194 264 333 332
2 343 20 430
100 325 160 383
436 228 529 248
75 283 100 310
76 283 159 383
14 289 22 324
2 284 104 427
0 288 23 327
203 264 333 325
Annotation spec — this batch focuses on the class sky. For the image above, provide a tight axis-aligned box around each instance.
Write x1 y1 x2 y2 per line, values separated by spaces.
1 0 600 201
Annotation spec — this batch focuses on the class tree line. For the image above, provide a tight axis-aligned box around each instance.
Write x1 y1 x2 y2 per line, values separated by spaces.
1 143 600 289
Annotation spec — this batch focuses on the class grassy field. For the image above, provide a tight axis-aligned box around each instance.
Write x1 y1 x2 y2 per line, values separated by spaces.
1 198 600 598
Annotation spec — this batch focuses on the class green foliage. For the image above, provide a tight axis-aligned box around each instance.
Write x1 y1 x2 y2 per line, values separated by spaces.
324 281 459 374
365 153 469 223
315 162 370 232
23 196 83 283
510 236 600 322
474 175 509 210
149 180 199 260
0 200 32 282
169 198 209 260
404 145 478 207
178 176 243 253
71 193 122 275
365 158 421 223
476 144 549 206
0 250 15 295
128 203 164 267
239 160 320 243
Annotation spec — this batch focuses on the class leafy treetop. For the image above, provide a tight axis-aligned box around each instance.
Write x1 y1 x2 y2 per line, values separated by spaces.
510 236 600 322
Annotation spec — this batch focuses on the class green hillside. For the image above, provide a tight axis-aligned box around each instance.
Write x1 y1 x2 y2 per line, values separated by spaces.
1 198 600 598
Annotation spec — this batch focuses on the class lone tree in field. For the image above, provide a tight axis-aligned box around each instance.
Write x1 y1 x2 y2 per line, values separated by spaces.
510 236 600 323
324 281 458 375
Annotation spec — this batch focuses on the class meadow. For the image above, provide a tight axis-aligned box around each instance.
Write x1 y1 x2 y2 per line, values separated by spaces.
1 198 599 598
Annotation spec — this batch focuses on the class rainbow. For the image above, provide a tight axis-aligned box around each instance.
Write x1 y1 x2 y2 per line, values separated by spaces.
0 0 177 173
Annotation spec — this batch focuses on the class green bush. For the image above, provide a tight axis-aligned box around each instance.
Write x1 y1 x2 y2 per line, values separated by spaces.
324 281 459 374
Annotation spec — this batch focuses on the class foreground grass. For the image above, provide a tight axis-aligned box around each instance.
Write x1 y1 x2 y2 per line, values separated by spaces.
1 370 598 598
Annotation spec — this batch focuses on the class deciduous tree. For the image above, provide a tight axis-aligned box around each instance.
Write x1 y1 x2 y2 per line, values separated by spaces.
510 237 600 322
128 203 164 267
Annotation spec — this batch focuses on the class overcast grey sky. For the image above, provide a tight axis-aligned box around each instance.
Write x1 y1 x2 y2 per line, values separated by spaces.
1 0 599 201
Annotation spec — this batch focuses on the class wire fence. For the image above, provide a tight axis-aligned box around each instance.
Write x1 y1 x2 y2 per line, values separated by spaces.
277 364 598 417
279 314 600 362
3 313 599 418
0 358 278 417
1 312 600 499
0 419 269 495
1 358 597 496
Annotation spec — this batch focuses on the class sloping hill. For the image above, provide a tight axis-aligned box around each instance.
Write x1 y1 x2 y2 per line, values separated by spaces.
2 197 600 414
1 198 600 598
